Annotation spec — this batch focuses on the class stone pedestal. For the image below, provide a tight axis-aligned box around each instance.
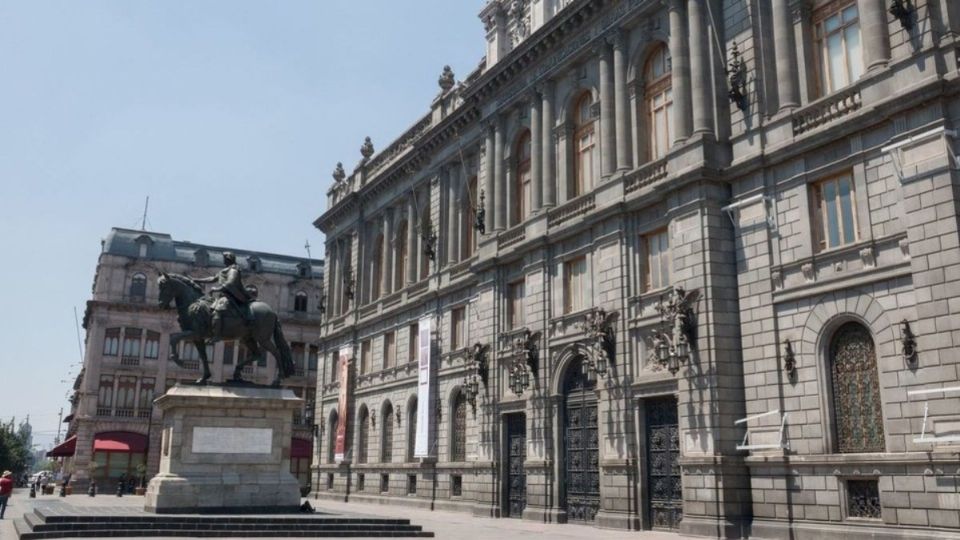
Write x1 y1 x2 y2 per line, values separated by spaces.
144 384 302 514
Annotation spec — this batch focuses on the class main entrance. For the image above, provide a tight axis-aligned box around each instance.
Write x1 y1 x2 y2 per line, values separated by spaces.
645 396 681 530
504 413 526 518
563 357 599 522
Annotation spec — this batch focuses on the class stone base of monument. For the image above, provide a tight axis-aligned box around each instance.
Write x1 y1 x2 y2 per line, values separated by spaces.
144 384 302 514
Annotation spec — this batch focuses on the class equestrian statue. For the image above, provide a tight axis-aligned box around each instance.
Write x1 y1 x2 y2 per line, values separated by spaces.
157 252 295 386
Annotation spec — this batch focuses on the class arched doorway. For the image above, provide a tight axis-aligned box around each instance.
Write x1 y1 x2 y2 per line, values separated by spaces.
562 356 599 522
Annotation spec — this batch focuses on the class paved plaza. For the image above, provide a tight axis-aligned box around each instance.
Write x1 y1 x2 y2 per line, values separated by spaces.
0 488 691 539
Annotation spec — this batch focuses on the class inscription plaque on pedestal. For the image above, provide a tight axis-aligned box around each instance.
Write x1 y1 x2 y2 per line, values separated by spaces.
191 427 273 454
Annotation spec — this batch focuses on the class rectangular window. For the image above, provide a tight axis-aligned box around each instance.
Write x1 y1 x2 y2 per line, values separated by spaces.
222 341 235 365
357 473 365 492
563 256 587 314
406 474 416 495
138 378 155 411
360 340 371 374
292 342 306 373
308 345 319 371
103 328 120 356
381 473 390 494
451 475 463 497
643 229 671 292
144 331 160 359
409 324 418 363
814 3 863 95
383 332 396 369
451 307 466 351
97 375 114 410
846 479 881 519
812 174 858 251
507 280 525 329
116 376 137 411
122 328 142 358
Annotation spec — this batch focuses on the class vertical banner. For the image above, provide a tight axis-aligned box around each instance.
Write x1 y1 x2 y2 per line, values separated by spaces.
414 316 433 457
334 345 352 463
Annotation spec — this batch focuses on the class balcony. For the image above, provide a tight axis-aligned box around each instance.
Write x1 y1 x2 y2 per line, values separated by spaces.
115 408 135 418
791 86 862 136
96 407 112 417
624 157 668 195
498 225 526 250
547 193 596 229
120 356 140 367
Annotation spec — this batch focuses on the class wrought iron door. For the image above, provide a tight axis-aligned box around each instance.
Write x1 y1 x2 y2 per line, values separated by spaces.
646 396 681 530
505 413 526 518
830 322 885 453
563 358 599 522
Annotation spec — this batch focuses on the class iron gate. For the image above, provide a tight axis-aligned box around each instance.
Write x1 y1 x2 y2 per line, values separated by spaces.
505 413 526 518
563 358 599 522
646 396 681 530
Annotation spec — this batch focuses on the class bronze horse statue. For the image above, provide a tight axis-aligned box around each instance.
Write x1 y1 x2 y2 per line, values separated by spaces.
157 272 294 385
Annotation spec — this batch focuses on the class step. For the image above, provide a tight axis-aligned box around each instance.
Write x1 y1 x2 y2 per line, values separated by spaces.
18 529 434 539
30 523 426 533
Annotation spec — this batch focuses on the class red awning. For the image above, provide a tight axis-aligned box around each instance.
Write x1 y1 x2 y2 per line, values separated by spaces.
47 436 77 458
291 438 312 458
93 431 147 453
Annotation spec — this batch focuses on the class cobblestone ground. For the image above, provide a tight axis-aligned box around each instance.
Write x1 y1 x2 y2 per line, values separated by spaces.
0 488 690 539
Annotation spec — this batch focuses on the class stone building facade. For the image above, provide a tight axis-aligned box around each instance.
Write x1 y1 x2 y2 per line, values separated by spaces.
60 228 323 492
313 0 960 538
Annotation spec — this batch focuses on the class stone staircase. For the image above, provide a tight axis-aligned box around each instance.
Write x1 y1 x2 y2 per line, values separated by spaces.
14 506 434 539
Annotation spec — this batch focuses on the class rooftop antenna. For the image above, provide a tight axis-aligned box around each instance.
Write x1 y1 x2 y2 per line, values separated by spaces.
141 196 150 231
304 240 312 261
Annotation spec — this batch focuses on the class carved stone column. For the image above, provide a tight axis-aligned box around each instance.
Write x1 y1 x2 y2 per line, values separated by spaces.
859 0 890 71
541 81 557 208
668 0 692 143
612 31 632 171
406 195 417 284
484 123 496 232
447 167 460 265
598 41 616 177
494 117 506 231
530 92 543 212
688 0 714 135
382 211 393 295
772 0 800 111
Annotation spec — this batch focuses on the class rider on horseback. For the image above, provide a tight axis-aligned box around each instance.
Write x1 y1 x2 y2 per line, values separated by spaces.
196 252 255 336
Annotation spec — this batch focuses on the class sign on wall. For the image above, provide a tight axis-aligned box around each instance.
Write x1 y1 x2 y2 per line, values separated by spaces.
334 345 352 463
414 316 433 457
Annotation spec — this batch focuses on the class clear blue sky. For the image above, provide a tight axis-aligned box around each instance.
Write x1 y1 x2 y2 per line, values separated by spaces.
0 1 484 450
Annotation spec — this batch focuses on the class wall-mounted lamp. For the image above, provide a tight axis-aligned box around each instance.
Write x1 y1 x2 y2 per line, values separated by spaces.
650 288 700 375
422 224 438 261
577 308 617 380
727 41 748 111
889 0 913 29
783 339 796 378
901 319 918 367
463 343 490 413
369 410 376 428
505 330 539 395
475 190 487 235
395 406 402 426
343 267 355 300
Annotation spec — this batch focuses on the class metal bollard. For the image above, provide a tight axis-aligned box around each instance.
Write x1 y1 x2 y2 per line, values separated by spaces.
59 484 67 497
116 483 123 497
29 484 36 498
88 481 96 497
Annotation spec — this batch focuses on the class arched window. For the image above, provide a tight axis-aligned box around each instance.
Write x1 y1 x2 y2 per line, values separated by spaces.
513 131 532 226
461 176 478 259
829 322 885 453
395 222 408 291
371 233 384 301
327 411 339 463
381 402 394 463
129 273 147 302
573 93 596 197
294 291 307 312
450 391 467 462
407 397 418 461
357 406 369 464
644 44 673 161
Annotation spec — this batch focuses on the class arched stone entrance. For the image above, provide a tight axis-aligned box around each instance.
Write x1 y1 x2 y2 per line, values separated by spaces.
561 356 600 522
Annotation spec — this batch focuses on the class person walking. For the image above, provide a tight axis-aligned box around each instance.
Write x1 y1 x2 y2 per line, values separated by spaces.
0 470 14 519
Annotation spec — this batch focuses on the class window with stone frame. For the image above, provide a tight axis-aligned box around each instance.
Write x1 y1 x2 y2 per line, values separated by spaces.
451 307 466 351
116 376 137 414
97 375 114 412
103 328 121 356
144 331 160 359
328 413 339 463
357 407 370 464
137 378 155 414
292 342 306 374
420 212 432 281
642 228 671 292
846 479 881 519
811 173 858 252
294 291 308 312
829 322 885 453
450 391 467 462
513 130 532 225
408 324 419 363
813 1 863 97
129 273 147 302
644 43 673 161
383 331 396 370
308 345 318 371
507 280 525 329
407 398 418 461
122 328 142 359
563 256 588 314
371 232 384 301
360 339 372 374
573 92 597 197
395 221 408 291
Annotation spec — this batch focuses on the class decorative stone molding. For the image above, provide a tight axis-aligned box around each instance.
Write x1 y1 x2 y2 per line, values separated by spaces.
791 86 862 135
801 263 815 282
899 238 910 259
438 65 456 93
771 270 784 290
859 246 876 268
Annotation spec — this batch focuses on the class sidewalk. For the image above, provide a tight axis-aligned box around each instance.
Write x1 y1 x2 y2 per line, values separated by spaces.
0 488 690 539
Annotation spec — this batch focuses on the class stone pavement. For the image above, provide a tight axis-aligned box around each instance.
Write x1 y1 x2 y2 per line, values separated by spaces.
0 489 692 539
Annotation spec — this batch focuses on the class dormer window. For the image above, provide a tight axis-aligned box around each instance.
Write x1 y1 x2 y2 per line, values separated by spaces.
294 291 308 312
134 234 153 259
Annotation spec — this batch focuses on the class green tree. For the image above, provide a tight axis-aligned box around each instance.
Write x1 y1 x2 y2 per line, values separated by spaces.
0 420 32 478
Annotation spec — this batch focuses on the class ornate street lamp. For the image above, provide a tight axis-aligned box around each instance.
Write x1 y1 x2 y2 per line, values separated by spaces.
422 223 438 262
901 319 918 367
577 308 618 380
727 41 748 111
462 343 489 412
889 0 913 29
475 190 487 235
649 287 700 375
504 330 539 395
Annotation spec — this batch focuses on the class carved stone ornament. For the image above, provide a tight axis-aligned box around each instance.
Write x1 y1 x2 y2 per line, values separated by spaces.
801 263 815 282
360 137 375 160
649 287 700 375
439 65 456 92
332 162 346 183
576 308 618 379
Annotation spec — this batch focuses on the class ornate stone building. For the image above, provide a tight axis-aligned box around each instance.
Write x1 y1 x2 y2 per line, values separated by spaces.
56 228 323 492
313 0 960 538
